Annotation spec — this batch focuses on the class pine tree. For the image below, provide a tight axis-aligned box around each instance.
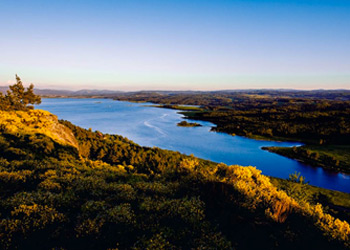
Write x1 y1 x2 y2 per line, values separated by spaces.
0 75 41 111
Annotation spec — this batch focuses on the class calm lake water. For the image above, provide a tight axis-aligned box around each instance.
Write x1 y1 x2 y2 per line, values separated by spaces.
39 98 349 193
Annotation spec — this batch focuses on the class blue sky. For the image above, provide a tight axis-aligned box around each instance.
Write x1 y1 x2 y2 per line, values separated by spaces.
0 0 349 90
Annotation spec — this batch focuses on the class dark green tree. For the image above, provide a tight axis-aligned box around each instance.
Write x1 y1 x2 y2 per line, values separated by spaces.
0 75 41 111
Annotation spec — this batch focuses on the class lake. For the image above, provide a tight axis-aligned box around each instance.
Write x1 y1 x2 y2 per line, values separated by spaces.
39 98 350 193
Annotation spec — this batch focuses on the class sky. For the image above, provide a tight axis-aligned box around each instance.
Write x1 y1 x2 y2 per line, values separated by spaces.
0 0 349 91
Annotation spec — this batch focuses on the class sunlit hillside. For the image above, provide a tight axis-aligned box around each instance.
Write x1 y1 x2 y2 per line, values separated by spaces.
0 110 78 148
0 108 349 249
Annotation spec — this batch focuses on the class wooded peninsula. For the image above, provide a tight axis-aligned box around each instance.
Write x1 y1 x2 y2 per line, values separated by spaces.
113 91 350 174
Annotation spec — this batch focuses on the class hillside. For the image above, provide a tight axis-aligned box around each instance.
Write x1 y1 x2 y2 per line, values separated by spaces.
0 109 349 249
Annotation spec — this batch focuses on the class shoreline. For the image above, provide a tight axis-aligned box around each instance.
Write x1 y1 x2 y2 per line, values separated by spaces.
41 97 350 187
118 99 350 176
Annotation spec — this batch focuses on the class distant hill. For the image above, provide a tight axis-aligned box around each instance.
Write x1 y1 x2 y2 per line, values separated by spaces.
1 86 350 100
114 89 350 101
0 86 123 97
36 88 123 97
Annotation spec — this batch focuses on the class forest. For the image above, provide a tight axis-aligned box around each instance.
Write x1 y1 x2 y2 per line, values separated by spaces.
113 91 350 173
0 78 350 249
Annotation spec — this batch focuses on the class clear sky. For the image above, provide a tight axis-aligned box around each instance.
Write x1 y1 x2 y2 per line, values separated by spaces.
0 0 349 90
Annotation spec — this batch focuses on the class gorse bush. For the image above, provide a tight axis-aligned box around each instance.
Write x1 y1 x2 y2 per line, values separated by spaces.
212 164 350 246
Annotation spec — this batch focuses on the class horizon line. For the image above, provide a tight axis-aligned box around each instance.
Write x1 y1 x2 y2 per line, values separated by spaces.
2 85 350 93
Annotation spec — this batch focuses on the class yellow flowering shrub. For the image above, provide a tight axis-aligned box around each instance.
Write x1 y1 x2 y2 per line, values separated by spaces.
215 164 298 222
75 218 105 237
302 203 350 245
0 170 32 183
0 204 65 248
38 179 62 192
213 163 350 245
